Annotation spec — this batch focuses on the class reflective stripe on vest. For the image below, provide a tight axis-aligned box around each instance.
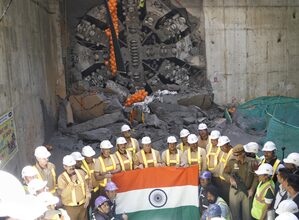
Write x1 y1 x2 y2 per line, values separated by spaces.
178 143 188 152
81 159 98 192
115 151 133 171
187 148 202 171
166 149 180 166
206 144 221 170
33 165 57 194
219 149 233 180
141 149 157 168
251 180 275 219
98 155 117 187
62 170 86 206
127 138 137 154
261 158 281 179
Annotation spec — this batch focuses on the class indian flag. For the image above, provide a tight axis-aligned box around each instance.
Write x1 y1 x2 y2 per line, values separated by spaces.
112 166 199 220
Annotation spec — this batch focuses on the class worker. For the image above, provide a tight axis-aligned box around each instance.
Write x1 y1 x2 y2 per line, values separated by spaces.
285 174 299 209
162 136 183 167
21 165 38 192
33 146 57 194
199 171 213 217
136 136 162 168
121 124 139 156
261 141 283 182
182 134 207 171
57 155 91 220
283 153 299 175
244 142 260 162
212 136 234 203
273 168 292 213
28 179 48 195
104 181 118 218
206 130 221 171
205 185 232 220
251 163 275 220
177 128 190 152
94 140 120 188
202 204 222 220
115 137 136 171
223 144 258 220
70 151 85 170
92 196 111 220
275 199 299 218
198 123 209 149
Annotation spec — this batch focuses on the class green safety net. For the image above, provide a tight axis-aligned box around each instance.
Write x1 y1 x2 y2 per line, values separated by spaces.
231 96 299 158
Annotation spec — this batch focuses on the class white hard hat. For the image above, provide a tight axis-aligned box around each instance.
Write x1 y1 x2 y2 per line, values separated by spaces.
210 130 221 140
283 153 299 167
21 165 38 178
37 192 59 206
121 124 131 132
142 136 151 144
217 136 230 147
63 155 76 166
255 163 273 175
187 134 198 144
81 145 96 157
275 212 298 220
70 152 84 161
34 146 51 158
28 179 48 195
100 140 113 149
262 141 277 151
180 129 190 138
244 142 259 154
167 136 177 144
116 137 127 145
276 199 299 215
198 123 208 130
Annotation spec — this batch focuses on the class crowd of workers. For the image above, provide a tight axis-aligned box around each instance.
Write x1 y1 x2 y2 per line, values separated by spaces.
3 123 299 220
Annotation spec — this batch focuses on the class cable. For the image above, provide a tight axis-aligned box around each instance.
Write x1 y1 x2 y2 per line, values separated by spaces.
0 0 13 23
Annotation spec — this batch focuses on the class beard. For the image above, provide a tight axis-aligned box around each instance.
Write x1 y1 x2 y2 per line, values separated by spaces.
208 199 216 204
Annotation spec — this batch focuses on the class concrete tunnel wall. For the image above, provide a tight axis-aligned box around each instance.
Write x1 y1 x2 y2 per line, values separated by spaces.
0 0 65 175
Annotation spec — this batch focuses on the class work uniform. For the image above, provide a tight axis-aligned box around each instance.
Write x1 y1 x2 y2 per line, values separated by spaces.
223 156 258 220
57 169 90 220
33 162 57 194
181 147 207 171
125 137 139 156
161 149 183 167
176 142 189 153
94 154 120 187
251 179 275 220
212 148 234 203
261 157 281 183
115 150 137 171
136 149 161 168
198 138 208 149
206 142 221 171
199 185 210 217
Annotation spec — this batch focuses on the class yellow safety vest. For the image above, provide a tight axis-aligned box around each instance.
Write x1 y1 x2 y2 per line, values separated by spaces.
81 159 99 192
178 143 189 152
251 180 275 219
33 165 57 194
127 138 137 154
261 158 280 179
98 155 117 187
115 151 133 171
219 149 233 180
187 148 202 171
165 149 180 166
206 144 221 170
141 149 157 168
62 170 86 206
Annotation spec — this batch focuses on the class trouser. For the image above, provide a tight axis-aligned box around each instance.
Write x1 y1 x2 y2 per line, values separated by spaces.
64 204 87 220
229 187 252 220
213 177 230 204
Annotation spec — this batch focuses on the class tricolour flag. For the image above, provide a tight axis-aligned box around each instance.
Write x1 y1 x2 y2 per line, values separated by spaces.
112 166 199 220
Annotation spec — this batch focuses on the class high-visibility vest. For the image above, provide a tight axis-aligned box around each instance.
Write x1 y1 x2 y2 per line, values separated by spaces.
62 169 86 206
141 149 157 168
98 155 117 187
261 158 280 179
206 144 221 170
219 149 233 180
81 159 99 192
178 142 189 152
127 138 137 154
165 149 180 166
115 151 133 171
187 148 202 171
33 165 56 194
251 180 275 219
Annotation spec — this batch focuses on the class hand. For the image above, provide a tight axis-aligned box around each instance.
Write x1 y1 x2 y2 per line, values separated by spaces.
230 177 237 188
104 172 112 178
83 197 90 208
122 213 128 220
71 174 77 183
248 188 254 199
137 164 144 169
